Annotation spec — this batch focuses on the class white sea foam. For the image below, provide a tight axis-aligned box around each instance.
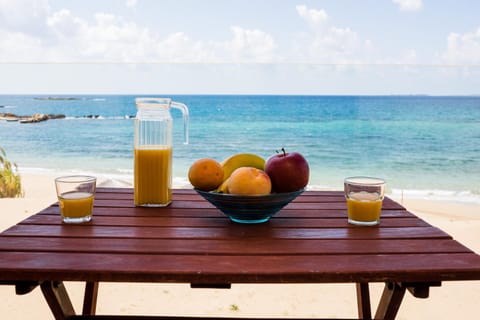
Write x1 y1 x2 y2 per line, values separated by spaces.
97 178 132 188
389 188 480 205
19 167 59 175
19 167 192 189
117 168 133 174
307 184 480 205
173 176 193 189
63 116 133 120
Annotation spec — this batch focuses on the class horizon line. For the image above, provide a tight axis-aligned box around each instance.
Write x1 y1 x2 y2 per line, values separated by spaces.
1 61 480 67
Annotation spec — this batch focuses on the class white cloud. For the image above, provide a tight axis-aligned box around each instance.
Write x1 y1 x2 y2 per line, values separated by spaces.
294 5 373 64
126 0 138 8
0 2 446 66
441 27 480 64
392 0 423 12
224 26 276 62
0 0 50 34
0 6 277 63
296 4 328 27
154 32 212 62
0 29 46 61
47 9 85 38
0 8 158 62
38 10 194 62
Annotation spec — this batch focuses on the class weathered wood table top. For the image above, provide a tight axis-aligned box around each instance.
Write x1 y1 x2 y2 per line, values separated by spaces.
1 188 480 320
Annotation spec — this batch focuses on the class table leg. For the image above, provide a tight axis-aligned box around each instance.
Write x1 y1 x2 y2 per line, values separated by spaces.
40 281 76 320
82 281 99 315
405 281 441 298
0 280 39 295
374 282 406 320
356 282 372 320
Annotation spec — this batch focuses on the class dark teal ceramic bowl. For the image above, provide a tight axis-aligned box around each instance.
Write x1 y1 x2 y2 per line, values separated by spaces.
195 188 304 224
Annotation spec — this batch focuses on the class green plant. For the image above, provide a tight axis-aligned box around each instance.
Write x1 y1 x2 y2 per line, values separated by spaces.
0 147 23 198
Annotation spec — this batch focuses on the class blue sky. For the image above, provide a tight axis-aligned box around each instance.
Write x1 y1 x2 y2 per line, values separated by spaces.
1 0 479 94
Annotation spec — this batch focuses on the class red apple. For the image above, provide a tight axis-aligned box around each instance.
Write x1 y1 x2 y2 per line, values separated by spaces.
265 148 309 193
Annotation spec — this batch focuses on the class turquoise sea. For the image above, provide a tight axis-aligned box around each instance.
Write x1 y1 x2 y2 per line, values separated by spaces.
1 94 479 203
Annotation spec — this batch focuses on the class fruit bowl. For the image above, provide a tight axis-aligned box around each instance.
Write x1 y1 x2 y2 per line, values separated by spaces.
194 189 305 224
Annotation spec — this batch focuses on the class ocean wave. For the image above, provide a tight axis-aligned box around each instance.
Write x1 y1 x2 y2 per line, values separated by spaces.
0 105 17 109
389 188 480 204
64 115 135 120
97 178 132 188
307 184 480 204
117 168 133 174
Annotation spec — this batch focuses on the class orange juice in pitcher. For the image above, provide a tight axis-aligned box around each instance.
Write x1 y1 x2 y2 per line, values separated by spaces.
134 146 172 205
134 98 189 207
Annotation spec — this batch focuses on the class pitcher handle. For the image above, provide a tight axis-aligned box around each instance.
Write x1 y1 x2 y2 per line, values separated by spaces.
171 102 189 144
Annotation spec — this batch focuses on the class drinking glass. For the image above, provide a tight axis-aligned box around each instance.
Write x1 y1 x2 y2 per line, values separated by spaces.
55 175 96 223
344 176 385 226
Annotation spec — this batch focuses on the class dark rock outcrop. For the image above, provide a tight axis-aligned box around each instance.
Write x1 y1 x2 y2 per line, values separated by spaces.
0 113 66 123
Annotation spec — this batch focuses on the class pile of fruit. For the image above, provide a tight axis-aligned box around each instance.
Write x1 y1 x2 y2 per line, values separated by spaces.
188 148 309 195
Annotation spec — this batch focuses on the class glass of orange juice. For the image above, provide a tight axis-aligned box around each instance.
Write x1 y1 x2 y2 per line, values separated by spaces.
344 176 385 226
55 175 96 223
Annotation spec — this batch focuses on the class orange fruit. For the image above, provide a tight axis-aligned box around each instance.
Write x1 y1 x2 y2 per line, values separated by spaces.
188 158 224 191
227 167 271 195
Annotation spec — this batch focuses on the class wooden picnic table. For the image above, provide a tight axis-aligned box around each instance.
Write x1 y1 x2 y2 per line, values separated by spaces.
1 188 480 320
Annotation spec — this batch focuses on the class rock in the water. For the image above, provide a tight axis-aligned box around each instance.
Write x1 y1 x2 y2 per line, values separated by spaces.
0 113 66 123
48 114 66 119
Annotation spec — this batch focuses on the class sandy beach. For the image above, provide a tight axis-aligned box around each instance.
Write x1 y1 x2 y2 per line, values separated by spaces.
1 173 479 319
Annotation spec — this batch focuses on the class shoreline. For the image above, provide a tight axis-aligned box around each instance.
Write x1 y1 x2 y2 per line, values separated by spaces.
1 173 479 319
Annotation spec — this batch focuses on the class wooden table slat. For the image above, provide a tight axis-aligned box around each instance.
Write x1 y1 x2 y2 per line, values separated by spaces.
70 199 405 210
1 224 452 240
37 206 416 219
1 251 480 283
0 237 471 255
20 214 428 228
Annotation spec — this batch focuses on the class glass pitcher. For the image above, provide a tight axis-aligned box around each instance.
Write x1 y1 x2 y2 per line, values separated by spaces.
134 98 189 207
